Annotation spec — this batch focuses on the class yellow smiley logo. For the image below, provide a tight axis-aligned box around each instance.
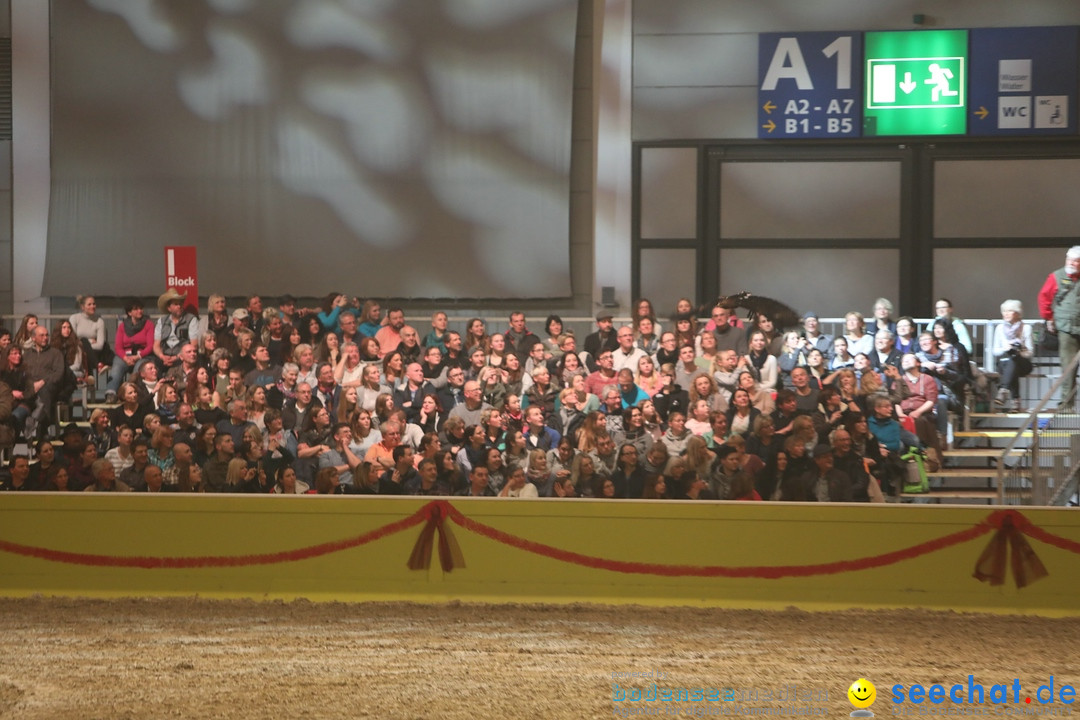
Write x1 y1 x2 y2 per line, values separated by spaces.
848 678 877 709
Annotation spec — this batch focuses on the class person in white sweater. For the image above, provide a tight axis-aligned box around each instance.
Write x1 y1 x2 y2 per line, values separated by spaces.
69 295 112 373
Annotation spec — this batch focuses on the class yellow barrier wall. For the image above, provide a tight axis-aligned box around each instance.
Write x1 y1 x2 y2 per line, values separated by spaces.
1 495 1078 615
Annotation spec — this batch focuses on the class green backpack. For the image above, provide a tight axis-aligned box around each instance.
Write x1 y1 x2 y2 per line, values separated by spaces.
900 447 929 494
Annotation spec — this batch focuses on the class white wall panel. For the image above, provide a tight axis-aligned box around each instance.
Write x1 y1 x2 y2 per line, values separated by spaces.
641 248 697 315
721 162 900 239
641 147 697 239
936 160 1080 238
633 86 756 141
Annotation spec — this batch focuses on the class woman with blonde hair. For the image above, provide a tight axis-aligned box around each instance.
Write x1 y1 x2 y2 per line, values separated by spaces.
109 381 147 433
858 368 886 414
688 374 725 414
684 435 715 479
201 294 230 343
575 411 606 454
348 408 382 458
70 295 112 373
13 314 38 350
790 415 818 453
777 330 805 388
248 385 270 431
487 333 510 369
526 448 553 495
828 368 861 413
155 382 181 426
291 343 317 388
231 328 257 375
196 330 218 369
635 354 663 398
695 331 719 373
570 453 600 497
356 364 389 412
844 311 874 356
224 457 256 493
871 297 897 339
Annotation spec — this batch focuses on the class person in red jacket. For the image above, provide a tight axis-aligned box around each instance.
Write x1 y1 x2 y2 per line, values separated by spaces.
106 298 156 403
1038 246 1080 408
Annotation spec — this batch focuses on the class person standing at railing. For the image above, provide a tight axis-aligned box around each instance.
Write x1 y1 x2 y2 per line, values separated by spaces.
991 300 1034 413
1038 246 1080 410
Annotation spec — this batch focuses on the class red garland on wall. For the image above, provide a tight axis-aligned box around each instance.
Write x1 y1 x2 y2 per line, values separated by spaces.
1 503 1076 590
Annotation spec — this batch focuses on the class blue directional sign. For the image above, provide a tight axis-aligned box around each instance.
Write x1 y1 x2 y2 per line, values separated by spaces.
969 26 1079 136
758 32 863 139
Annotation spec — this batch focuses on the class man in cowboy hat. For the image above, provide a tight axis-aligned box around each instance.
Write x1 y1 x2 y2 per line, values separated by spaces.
153 288 201 371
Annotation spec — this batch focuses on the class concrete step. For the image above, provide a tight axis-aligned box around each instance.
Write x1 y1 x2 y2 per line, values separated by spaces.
929 468 1022 479
954 430 1074 439
969 412 1053 421
944 447 1069 457
944 448 1027 458
901 488 999 502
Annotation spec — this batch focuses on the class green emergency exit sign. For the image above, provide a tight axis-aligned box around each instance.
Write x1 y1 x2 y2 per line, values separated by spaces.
864 30 968 136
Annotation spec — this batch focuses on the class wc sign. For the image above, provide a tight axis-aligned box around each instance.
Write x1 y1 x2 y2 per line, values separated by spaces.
165 247 198 312
968 26 1078 136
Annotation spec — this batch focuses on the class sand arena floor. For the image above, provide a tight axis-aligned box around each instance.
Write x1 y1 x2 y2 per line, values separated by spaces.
0 598 1077 719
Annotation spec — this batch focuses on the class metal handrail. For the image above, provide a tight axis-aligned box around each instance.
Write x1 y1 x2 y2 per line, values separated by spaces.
1049 466 1080 506
995 350 1080 504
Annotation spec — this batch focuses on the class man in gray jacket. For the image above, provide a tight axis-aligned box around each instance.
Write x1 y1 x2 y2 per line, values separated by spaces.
22 325 65 439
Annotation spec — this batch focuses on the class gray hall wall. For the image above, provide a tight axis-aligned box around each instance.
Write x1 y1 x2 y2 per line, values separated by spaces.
0 0 10 315
9 1 600 318
632 0 1080 320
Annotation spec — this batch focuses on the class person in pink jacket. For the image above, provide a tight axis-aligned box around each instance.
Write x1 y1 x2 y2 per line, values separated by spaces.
105 298 155 403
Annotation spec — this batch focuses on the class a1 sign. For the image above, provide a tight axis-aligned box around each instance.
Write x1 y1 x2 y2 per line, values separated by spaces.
758 32 863 139
165 246 198 313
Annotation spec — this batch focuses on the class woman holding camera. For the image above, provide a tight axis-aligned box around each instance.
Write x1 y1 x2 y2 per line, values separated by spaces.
992 299 1034 412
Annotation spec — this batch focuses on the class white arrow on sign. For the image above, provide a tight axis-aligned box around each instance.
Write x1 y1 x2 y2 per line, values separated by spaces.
899 71 917 94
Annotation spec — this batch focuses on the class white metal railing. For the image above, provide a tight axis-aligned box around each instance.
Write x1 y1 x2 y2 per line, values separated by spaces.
0 313 1004 348
996 351 1080 505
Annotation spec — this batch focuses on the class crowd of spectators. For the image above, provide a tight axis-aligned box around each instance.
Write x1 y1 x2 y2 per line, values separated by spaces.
0 289 1036 501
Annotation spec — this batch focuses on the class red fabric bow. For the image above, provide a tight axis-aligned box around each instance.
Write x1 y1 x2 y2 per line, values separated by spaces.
973 511 1048 589
408 501 465 572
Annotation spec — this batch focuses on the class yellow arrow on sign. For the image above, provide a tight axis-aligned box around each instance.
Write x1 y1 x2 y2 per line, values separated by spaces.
762 119 776 133
763 101 776 114
974 106 989 120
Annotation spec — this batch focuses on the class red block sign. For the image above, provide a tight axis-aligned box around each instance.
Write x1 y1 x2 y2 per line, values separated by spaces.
165 246 198 313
